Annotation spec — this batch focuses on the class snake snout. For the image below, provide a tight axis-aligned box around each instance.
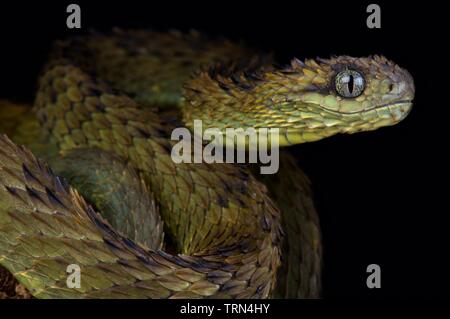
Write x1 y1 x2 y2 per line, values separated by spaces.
391 65 415 103
386 66 415 122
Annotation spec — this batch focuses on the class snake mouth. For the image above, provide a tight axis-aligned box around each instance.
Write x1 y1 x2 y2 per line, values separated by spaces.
372 99 413 110
320 99 413 115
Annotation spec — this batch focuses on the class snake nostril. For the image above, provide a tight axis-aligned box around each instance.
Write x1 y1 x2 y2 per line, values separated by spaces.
389 83 394 92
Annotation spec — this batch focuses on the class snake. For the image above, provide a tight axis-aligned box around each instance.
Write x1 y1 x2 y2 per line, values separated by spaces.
0 29 414 299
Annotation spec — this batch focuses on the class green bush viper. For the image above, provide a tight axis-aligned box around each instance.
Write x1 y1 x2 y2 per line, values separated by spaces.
0 30 414 299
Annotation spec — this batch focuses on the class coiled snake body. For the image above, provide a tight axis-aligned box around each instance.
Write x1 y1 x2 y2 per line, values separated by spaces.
0 30 414 298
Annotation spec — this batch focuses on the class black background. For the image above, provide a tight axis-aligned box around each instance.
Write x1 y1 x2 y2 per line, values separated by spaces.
0 0 446 300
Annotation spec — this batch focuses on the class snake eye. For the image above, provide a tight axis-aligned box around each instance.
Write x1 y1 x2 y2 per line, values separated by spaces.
334 69 365 98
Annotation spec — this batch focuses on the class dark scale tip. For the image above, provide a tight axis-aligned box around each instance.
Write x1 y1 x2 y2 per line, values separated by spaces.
220 180 232 193
217 244 239 257
230 73 242 86
156 249 175 261
239 239 252 253
171 255 193 268
206 270 231 282
86 206 118 238
136 253 152 265
102 236 122 251
50 91 58 104
190 261 217 273
4 185 18 196
278 224 286 237
243 70 264 82
184 86 202 94
256 284 264 293
121 237 145 254
217 81 231 92
90 88 103 97
221 263 237 272
45 186 67 210
116 258 133 267
25 186 44 204
261 214 271 232
219 279 243 293
24 186 38 198
216 194 229 208
134 126 151 139
237 183 248 196
22 164 39 184
235 197 247 209
153 126 169 138
230 71 254 91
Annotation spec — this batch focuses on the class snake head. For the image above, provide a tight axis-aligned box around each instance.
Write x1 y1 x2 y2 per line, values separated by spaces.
277 55 415 140
183 55 415 145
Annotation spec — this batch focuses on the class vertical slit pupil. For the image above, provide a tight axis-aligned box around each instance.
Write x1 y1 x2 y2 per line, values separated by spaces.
348 74 354 94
